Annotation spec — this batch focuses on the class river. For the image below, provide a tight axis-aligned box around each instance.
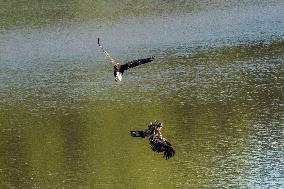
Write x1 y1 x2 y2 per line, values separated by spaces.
0 0 283 188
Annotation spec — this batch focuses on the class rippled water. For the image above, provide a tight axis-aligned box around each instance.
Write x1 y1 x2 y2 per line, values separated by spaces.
0 1 283 188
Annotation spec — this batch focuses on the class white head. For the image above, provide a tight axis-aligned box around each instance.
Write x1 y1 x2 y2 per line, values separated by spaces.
115 72 122 81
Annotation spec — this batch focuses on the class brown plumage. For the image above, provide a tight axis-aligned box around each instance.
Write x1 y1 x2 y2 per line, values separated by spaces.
130 121 175 160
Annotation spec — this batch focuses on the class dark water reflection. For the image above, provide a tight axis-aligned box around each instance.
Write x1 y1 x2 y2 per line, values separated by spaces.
1 1 284 188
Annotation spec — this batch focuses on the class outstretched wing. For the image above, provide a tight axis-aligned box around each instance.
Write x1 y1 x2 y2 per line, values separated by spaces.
149 138 175 160
124 57 155 70
98 37 118 66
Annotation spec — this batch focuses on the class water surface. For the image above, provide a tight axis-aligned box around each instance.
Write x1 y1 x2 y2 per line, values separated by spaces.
0 1 283 188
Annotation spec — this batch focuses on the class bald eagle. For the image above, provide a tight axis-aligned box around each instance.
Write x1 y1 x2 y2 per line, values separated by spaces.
130 121 175 160
98 38 155 81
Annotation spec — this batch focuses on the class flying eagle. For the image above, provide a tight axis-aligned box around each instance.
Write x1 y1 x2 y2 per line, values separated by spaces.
130 121 175 160
98 38 155 81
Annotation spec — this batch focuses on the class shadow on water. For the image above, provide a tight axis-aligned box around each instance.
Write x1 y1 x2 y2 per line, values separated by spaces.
0 126 32 188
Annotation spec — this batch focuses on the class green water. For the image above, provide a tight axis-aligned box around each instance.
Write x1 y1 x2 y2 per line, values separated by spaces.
0 1 283 188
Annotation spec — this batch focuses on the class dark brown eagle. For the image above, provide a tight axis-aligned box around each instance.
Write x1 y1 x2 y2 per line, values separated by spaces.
130 121 175 160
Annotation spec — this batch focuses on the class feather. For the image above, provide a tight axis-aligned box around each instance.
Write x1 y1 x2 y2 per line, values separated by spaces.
131 121 175 159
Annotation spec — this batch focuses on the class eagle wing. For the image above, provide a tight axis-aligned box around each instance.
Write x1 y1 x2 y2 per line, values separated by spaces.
131 120 175 160
149 137 175 160
124 57 155 70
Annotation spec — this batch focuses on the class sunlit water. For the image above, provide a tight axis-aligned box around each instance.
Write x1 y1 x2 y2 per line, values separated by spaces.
0 1 283 188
